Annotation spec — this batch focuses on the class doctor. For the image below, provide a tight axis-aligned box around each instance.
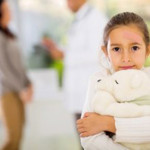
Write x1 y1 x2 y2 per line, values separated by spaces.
43 0 107 123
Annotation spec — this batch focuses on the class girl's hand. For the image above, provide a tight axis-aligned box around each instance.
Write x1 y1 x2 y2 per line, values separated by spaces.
76 112 106 137
76 112 116 137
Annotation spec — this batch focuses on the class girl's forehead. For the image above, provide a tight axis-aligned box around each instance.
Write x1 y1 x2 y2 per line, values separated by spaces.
109 26 144 43
122 30 143 43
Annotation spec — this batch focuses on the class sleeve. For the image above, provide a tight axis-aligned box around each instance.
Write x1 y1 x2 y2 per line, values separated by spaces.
14 49 31 88
7 40 31 91
81 73 129 150
115 116 150 143
81 133 129 150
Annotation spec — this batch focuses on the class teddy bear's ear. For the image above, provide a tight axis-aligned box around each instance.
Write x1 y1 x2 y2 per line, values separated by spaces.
97 77 113 92
130 74 142 89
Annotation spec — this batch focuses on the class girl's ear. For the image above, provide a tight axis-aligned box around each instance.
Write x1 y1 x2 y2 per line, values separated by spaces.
146 44 150 57
101 46 108 57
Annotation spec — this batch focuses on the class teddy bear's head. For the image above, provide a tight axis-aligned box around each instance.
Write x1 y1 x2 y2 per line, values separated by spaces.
97 69 150 102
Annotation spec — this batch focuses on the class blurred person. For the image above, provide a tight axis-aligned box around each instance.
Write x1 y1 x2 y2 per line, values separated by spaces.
43 0 107 147
0 0 33 150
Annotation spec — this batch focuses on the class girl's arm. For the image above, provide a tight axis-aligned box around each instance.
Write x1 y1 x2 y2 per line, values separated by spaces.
78 114 128 150
81 132 128 150
77 112 116 137
78 113 150 143
78 73 150 144
115 116 150 143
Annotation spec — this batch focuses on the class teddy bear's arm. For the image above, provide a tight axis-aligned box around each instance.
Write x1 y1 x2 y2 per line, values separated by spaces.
92 91 116 114
103 102 150 118
92 90 150 117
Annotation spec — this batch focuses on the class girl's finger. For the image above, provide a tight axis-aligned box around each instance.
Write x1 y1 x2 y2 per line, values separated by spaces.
78 128 86 134
76 119 83 124
83 112 93 118
80 131 90 137
76 124 83 129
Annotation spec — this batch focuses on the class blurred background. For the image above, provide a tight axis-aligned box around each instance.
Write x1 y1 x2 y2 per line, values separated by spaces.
0 0 150 150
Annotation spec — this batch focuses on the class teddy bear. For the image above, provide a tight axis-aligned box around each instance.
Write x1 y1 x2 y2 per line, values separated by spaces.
91 69 150 150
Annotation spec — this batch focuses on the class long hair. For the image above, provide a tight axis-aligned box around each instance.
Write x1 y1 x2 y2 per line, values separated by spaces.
0 0 15 38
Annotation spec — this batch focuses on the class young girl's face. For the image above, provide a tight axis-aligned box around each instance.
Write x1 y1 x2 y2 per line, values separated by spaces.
102 24 150 72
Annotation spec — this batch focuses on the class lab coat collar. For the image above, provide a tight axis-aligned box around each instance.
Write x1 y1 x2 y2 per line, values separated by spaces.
75 2 91 21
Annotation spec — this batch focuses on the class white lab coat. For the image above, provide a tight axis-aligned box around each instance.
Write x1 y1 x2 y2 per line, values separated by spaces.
64 3 107 113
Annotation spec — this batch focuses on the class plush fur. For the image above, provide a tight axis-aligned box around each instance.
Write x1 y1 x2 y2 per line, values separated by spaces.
91 69 150 150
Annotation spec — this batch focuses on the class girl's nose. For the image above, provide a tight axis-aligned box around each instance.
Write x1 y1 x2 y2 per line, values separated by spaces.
122 51 131 63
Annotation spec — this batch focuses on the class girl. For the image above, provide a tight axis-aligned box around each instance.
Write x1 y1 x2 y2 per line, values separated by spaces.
0 0 33 150
77 12 150 150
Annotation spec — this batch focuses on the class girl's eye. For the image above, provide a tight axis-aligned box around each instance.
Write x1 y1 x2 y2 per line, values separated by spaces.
132 46 139 51
113 47 120 52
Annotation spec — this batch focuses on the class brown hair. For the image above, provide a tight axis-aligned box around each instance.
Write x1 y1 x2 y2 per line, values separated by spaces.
0 0 15 38
103 12 150 49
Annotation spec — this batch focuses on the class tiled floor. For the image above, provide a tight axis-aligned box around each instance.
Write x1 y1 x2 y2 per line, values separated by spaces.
0 99 81 150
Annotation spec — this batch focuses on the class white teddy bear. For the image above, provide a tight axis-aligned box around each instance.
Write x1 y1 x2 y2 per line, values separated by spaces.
91 69 150 150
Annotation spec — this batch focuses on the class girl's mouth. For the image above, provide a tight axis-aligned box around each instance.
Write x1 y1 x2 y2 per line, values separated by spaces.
119 65 136 70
